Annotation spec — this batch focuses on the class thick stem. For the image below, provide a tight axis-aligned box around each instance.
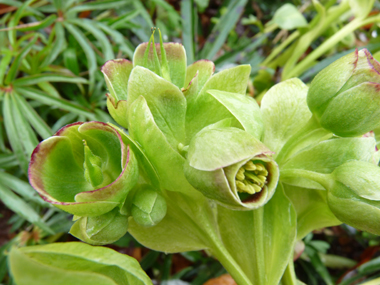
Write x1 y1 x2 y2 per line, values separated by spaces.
209 239 253 285
281 261 297 285
280 169 332 189
253 206 265 285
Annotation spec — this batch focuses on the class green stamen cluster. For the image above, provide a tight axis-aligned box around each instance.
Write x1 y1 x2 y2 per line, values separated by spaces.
235 161 268 194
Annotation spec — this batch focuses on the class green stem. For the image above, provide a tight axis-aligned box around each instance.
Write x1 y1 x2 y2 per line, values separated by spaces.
209 238 253 285
280 169 331 189
253 207 265 285
286 14 380 79
281 261 297 285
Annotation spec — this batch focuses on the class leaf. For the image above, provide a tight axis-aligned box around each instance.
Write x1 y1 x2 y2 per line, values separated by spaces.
217 184 296 284
9 242 152 285
0 50 12 85
16 87 96 120
200 0 248 60
68 19 115 60
0 183 54 234
271 3 308 30
0 171 49 207
181 0 197 64
13 73 88 87
4 34 38 84
207 90 263 139
261 78 311 155
283 184 340 240
64 22 97 94
67 0 128 14
7 14 57 32
41 22 65 68
2 93 29 173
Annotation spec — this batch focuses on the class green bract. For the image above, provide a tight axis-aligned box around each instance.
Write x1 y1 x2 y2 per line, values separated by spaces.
307 49 380 137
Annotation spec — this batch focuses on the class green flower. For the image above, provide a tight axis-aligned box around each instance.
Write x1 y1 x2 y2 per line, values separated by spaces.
29 121 139 217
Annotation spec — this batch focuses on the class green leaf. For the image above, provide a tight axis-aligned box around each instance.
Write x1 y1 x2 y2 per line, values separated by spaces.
68 19 114 60
181 0 196 64
0 153 19 169
0 183 54 234
13 73 88 87
64 22 97 94
271 3 308 30
261 78 311 155
14 14 57 32
67 0 128 14
207 90 263 139
16 87 96 120
16 94 53 139
2 93 29 173
184 60 215 93
4 34 38 85
9 242 152 285
0 171 49 207
217 184 296 284
0 49 12 85
127 66 186 147
283 184 340 240
200 0 248 60
41 22 65 68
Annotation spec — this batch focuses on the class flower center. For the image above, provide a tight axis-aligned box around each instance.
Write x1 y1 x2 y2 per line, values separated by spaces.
235 160 268 194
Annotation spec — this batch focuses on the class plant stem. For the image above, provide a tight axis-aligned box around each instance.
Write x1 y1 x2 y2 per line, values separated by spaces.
286 14 380 79
281 261 297 285
280 169 331 189
253 206 265 285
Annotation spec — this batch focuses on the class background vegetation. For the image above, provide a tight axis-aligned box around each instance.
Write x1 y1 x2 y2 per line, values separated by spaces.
1 0 380 284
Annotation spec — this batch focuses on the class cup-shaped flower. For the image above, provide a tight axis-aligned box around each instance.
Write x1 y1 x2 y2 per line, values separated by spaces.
326 160 380 235
69 208 129 245
184 127 279 210
307 49 380 137
29 121 139 217
130 184 167 227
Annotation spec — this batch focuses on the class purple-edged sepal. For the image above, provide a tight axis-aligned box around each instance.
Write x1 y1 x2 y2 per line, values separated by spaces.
29 121 139 217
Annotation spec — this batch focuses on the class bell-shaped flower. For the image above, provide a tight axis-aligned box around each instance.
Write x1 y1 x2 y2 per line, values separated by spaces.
307 49 380 137
29 121 139 217
184 127 279 210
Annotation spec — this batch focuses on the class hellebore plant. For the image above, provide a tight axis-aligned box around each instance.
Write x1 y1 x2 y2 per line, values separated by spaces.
24 29 380 285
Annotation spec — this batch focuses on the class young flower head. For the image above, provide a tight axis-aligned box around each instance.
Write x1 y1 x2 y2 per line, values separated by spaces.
184 127 279 210
307 49 380 137
28 121 139 217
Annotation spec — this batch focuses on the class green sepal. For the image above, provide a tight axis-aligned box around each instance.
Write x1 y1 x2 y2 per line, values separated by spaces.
127 66 186 147
184 59 215 93
128 96 195 194
9 243 152 285
261 78 311 155
133 42 187 88
106 95 129 129
207 90 263 139
70 208 129 245
131 185 167 227
185 65 251 141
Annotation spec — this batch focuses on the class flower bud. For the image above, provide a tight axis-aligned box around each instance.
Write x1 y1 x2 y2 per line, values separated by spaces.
326 160 380 235
184 127 279 210
29 121 139 217
131 185 167 227
307 49 380 137
70 208 129 245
